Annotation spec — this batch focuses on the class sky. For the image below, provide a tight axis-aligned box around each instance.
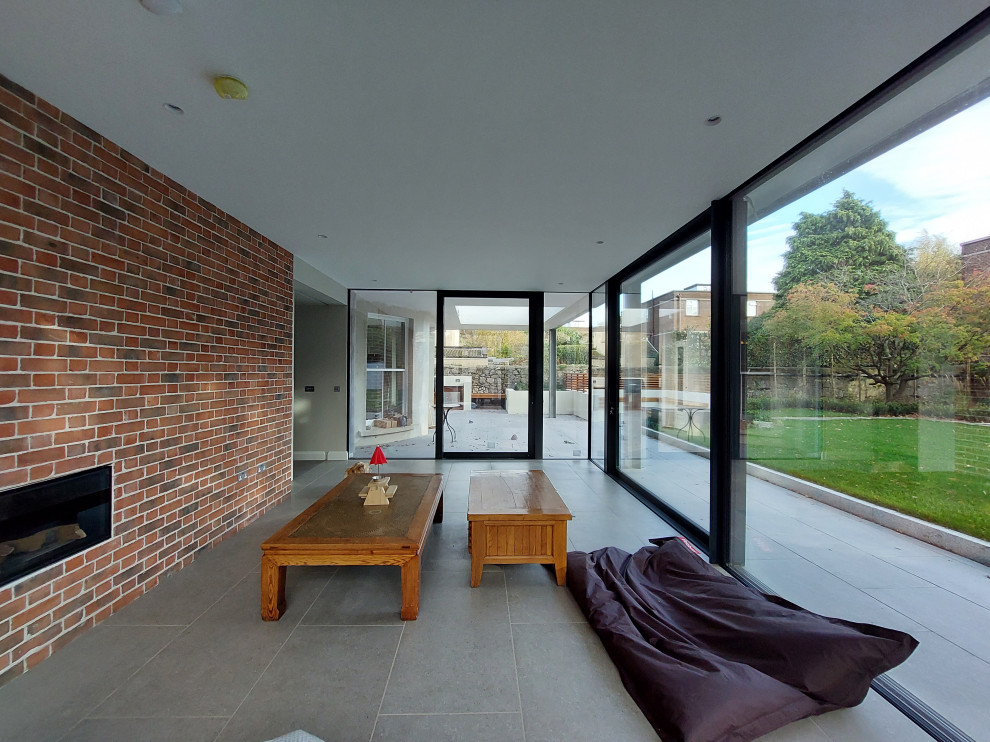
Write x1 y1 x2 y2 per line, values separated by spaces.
639 91 990 299
745 94 990 293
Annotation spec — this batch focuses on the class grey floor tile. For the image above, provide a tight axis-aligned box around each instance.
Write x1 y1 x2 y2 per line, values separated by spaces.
568 515 652 554
102 559 247 627
754 718 831 741
371 712 524 741
886 631 990 742
745 558 927 635
795 507 948 560
885 554 990 609
380 573 518 713
0 625 181 742
864 586 990 662
414 568 509 625
301 565 404 625
513 622 656 742
797 546 931 590
216 625 402 742
420 522 473 572
504 564 585 624
811 690 932 742
61 716 227 742
92 570 332 718
745 529 796 561
440 488 469 513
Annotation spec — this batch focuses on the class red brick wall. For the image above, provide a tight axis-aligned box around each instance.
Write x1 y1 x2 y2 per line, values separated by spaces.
0 73 293 683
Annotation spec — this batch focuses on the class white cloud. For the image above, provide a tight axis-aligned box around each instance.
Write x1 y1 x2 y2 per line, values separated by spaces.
857 96 990 245
745 94 990 291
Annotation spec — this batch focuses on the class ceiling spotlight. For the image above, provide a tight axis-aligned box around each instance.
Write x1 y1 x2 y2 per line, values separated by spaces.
162 103 184 115
213 76 249 100
317 234 328 239
596 240 604 245
705 115 722 126
140 0 183 15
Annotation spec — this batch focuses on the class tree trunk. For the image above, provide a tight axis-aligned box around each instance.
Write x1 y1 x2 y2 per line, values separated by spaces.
893 377 911 403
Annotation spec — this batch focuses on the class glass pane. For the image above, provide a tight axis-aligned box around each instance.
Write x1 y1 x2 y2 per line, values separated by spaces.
619 235 712 530
544 293 589 459
739 35 990 739
443 296 529 453
349 290 436 459
590 284 607 469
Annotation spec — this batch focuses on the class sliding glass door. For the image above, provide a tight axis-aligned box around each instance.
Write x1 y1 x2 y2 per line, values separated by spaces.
438 293 543 458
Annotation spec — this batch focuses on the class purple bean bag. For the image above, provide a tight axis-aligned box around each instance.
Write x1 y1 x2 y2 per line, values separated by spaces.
567 537 917 742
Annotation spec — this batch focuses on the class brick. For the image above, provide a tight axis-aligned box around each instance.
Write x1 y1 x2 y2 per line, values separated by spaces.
21 294 67 313
17 446 65 467
20 357 67 372
0 339 32 355
16 417 66 435
0 437 28 455
19 325 67 342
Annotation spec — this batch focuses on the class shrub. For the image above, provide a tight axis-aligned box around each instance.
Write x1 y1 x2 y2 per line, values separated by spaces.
871 401 918 417
822 397 867 414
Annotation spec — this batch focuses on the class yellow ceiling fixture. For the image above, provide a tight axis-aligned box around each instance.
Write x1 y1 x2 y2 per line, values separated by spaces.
213 76 249 100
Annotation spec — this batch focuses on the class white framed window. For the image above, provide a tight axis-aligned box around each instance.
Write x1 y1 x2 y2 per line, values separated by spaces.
366 314 408 421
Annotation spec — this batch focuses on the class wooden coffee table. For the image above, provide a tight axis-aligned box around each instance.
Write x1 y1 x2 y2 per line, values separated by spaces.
260 473 443 621
467 470 572 587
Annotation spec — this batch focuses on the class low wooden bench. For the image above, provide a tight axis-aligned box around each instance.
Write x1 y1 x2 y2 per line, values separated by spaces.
467 470 572 587
472 392 505 407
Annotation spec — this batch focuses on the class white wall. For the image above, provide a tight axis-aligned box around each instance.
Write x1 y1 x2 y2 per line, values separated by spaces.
293 302 349 459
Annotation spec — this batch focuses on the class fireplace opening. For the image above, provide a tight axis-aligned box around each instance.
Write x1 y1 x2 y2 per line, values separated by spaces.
0 466 112 588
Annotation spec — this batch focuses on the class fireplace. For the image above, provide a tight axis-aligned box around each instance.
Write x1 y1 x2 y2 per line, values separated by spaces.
0 466 112 588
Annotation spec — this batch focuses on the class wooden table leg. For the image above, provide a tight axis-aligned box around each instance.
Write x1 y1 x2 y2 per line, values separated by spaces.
470 521 486 587
553 523 568 586
434 490 444 523
261 555 286 620
400 554 421 620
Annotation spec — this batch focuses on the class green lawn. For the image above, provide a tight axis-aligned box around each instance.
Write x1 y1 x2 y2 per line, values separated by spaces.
743 416 990 542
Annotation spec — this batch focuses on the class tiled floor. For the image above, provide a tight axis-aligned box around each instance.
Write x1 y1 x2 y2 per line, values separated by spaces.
0 458 983 741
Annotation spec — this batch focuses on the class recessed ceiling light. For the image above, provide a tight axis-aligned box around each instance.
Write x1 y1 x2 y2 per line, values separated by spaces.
317 234 328 239
557 282 564 286
705 115 722 126
162 103 184 115
596 240 604 245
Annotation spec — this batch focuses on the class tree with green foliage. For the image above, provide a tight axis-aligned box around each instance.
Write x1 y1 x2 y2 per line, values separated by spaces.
766 281 956 402
945 270 990 396
774 190 907 300
909 231 962 303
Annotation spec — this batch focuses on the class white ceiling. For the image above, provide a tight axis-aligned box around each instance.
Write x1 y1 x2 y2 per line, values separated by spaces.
0 1 985 293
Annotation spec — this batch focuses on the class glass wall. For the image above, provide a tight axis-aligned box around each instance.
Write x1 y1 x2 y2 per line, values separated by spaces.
735 34 990 738
441 296 531 454
543 293 590 459
618 233 712 530
349 290 436 458
590 284 607 469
